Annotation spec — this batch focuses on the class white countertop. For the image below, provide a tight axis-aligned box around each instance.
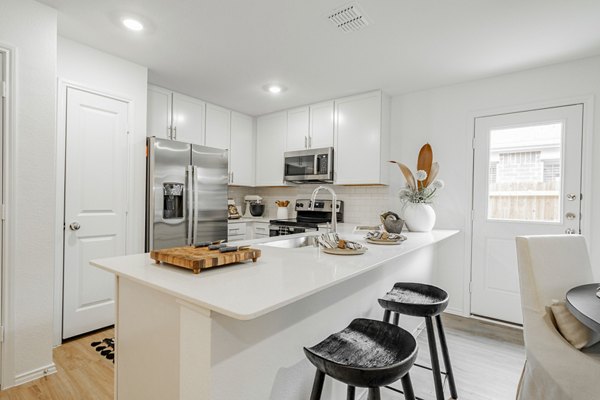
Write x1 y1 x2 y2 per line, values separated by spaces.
92 227 459 320
228 217 270 224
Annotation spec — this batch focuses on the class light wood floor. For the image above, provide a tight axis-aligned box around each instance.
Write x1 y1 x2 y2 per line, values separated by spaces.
0 315 524 400
0 328 114 400
386 314 525 400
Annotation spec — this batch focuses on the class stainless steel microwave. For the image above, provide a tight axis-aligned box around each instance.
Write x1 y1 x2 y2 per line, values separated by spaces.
283 147 334 183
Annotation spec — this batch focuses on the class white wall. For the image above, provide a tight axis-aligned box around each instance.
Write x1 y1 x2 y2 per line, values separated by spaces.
390 55 600 314
57 37 148 253
0 0 57 386
55 37 148 343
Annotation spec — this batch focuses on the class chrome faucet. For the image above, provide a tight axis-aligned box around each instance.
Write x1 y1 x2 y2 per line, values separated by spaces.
310 185 337 233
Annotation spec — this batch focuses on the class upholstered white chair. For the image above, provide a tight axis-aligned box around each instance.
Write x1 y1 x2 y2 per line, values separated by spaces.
515 235 600 399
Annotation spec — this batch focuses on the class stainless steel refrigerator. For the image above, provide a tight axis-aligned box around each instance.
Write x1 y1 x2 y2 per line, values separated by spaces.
146 137 228 251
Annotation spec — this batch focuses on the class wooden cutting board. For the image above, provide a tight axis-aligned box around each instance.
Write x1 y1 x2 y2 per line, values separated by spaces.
150 246 261 274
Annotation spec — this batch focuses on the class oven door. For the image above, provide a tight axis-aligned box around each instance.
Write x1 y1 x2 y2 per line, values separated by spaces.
284 147 333 183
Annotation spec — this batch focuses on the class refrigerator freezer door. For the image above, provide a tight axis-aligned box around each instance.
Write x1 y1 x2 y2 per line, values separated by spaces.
191 145 229 244
147 137 191 251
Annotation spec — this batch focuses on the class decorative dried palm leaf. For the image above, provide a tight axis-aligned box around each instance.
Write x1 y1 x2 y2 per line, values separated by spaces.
426 162 439 187
389 161 416 190
417 143 433 188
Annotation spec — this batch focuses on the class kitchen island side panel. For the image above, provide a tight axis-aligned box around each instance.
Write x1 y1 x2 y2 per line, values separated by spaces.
210 244 437 400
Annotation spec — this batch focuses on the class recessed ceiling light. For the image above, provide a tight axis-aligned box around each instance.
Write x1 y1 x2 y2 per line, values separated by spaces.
122 18 144 31
263 84 287 94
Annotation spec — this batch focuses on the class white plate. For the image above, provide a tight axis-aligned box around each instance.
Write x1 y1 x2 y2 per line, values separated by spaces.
322 247 367 256
367 238 402 245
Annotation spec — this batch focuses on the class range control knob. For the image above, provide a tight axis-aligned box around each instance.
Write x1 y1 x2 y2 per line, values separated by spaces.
297 202 304 208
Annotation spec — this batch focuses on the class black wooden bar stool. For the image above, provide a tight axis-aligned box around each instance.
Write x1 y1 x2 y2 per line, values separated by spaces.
304 318 418 400
379 282 458 400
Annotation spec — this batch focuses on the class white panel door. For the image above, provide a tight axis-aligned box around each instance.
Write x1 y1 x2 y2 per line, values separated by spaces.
63 88 128 339
471 105 583 324
172 93 205 145
205 103 231 150
334 91 381 184
309 101 334 149
256 112 286 186
147 85 172 139
230 112 254 186
286 107 309 151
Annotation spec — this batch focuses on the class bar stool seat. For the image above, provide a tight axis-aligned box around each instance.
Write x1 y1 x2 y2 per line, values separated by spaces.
304 318 418 400
379 282 458 400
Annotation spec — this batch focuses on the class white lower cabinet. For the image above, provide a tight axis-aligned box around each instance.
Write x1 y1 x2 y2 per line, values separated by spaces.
334 90 389 185
253 222 270 238
256 112 286 186
228 222 247 241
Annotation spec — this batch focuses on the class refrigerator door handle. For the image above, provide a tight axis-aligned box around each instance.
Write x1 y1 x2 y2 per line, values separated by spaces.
186 165 194 245
192 165 200 245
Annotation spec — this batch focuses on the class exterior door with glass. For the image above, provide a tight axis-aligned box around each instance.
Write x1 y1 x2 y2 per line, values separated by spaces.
471 104 583 324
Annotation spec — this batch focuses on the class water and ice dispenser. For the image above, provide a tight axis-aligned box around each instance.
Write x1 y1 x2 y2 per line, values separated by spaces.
163 183 184 219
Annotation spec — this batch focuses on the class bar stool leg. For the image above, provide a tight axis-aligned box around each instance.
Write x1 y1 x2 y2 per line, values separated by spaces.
401 373 416 400
383 309 391 323
347 385 356 400
392 312 399 326
425 317 445 400
309 370 325 400
436 315 458 399
367 387 381 400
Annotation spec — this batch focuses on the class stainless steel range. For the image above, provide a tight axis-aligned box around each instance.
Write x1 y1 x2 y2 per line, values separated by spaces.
269 199 344 236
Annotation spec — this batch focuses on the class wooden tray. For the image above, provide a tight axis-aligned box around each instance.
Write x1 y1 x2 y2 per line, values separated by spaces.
150 246 261 274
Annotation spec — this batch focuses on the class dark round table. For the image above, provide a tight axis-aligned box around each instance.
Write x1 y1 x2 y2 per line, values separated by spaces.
566 283 600 333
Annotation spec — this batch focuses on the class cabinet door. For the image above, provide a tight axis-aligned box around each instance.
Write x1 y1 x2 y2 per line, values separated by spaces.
334 92 382 184
172 93 205 145
286 107 309 151
205 103 231 150
256 112 287 186
147 85 172 139
230 112 255 186
309 101 334 149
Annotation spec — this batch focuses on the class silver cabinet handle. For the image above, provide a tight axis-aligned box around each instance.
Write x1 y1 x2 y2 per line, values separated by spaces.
173 126 177 140
69 222 81 231
308 136 312 148
565 228 577 234
566 212 577 220
567 193 578 201
304 136 307 148
231 171 234 183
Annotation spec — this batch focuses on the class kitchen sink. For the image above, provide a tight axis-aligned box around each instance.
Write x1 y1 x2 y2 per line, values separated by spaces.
262 235 319 249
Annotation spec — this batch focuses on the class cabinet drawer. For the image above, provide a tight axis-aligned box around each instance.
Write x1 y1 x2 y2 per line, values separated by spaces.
253 223 269 235
227 223 247 236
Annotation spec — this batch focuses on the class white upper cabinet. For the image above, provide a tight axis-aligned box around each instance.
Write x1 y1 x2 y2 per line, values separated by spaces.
230 112 254 186
334 91 389 185
147 85 172 139
172 93 205 145
309 100 334 149
286 107 309 151
256 112 287 186
205 103 231 150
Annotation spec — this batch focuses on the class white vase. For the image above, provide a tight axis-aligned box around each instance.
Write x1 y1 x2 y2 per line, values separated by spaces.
403 203 436 232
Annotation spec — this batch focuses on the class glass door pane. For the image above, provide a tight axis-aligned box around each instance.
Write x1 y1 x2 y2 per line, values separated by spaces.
487 122 563 222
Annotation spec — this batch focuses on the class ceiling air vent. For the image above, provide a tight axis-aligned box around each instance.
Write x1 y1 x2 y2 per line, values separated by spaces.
328 1 371 33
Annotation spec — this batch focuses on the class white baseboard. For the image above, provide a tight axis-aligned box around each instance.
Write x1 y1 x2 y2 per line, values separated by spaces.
444 306 467 317
14 363 57 386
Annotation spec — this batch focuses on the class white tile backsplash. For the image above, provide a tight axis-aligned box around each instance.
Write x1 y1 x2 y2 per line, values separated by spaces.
228 185 394 225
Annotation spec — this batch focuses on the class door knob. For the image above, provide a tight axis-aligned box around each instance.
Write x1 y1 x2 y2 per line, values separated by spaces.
69 222 81 231
566 193 578 201
566 212 577 220
565 228 577 234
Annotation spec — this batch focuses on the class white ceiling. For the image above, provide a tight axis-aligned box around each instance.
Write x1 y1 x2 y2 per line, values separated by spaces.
39 0 600 116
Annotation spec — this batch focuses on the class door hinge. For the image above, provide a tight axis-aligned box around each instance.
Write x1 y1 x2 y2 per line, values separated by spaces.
1 204 6 221
1 81 6 98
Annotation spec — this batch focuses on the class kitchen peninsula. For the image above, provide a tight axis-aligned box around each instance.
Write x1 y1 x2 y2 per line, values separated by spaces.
92 228 458 400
